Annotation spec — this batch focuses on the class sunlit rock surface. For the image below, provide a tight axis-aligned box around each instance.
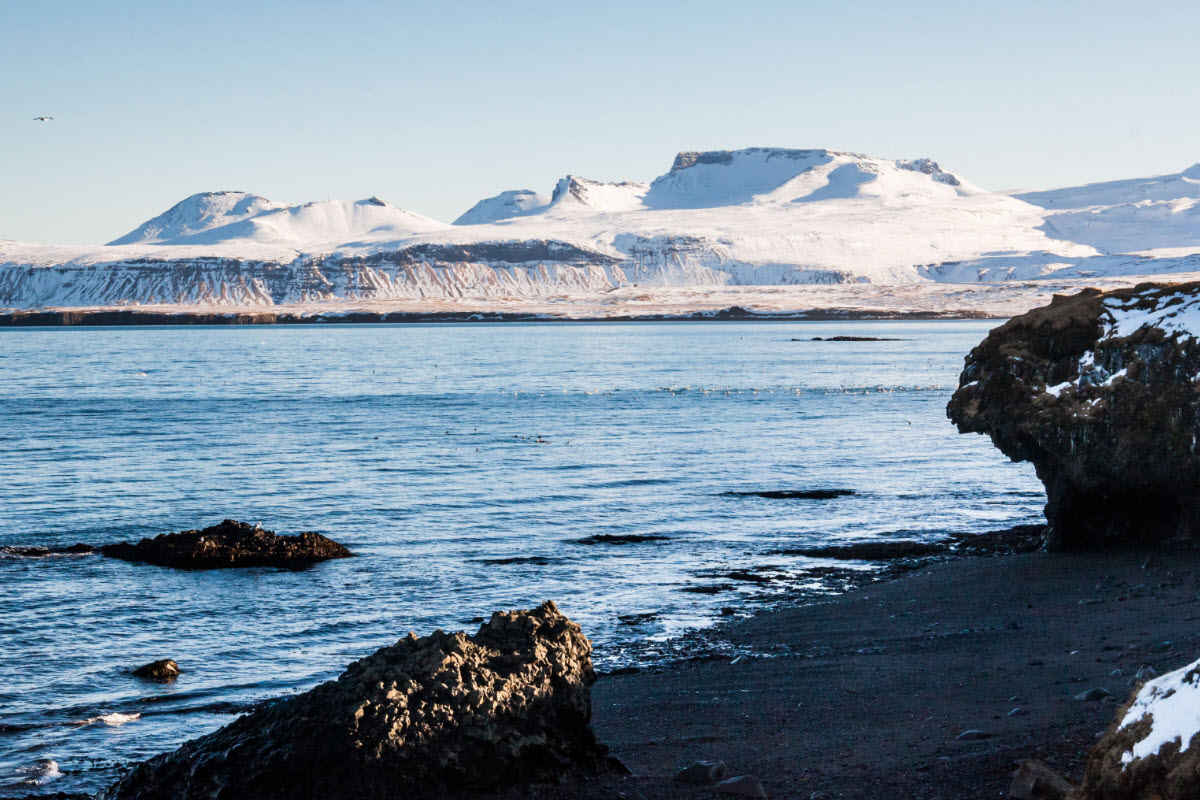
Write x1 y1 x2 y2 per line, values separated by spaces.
100 602 617 800
100 519 352 569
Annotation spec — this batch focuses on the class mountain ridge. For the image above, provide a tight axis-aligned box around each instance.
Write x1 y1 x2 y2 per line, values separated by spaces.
3 147 1199 310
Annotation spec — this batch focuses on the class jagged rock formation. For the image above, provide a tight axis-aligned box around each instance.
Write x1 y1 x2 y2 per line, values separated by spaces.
100 602 617 800
100 519 352 569
1079 654 1200 799
948 281 1200 549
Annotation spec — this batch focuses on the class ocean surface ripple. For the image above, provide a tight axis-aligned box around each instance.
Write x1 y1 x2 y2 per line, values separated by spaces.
0 321 1042 796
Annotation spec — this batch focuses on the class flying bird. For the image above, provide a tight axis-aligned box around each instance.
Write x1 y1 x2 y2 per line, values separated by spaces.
33 116 53 122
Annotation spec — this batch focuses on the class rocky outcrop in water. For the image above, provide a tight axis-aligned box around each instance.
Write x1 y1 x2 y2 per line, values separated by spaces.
100 519 352 569
1078 654 1200 799
948 282 1200 550
100 602 617 800
132 659 181 680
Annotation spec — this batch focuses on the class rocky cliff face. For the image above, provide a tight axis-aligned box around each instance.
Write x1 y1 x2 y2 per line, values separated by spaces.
100 602 616 800
948 282 1200 549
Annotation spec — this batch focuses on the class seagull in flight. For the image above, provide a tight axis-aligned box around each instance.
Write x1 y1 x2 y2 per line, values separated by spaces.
33 116 53 122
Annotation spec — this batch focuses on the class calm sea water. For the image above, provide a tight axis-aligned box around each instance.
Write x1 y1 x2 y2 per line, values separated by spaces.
0 321 1042 796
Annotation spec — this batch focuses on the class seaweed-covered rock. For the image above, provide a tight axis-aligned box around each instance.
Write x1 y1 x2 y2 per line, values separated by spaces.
100 601 618 800
100 519 351 569
948 282 1200 550
1079 655 1200 799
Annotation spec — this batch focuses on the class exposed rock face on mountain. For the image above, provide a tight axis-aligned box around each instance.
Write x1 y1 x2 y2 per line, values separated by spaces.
100 602 617 800
100 519 352 569
1079 654 1200 799
948 281 1200 549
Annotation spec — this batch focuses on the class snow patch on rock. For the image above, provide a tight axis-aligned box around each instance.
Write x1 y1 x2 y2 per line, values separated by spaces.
1118 657 1200 765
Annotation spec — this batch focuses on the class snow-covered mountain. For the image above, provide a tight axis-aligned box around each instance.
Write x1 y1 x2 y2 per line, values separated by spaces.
3 147 1200 309
1010 164 1200 254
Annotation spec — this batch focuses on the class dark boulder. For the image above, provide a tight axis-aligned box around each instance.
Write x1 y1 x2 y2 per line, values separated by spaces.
1078 654 1200 799
100 601 619 800
99 519 352 569
948 282 1200 550
132 659 181 680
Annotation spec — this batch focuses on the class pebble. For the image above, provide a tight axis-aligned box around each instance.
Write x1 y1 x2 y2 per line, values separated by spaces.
1136 666 1158 681
1108 669 1124 677
712 774 767 798
955 729 996 741
675 761 728 784
1006 707 1024 717
1074 688 1112 702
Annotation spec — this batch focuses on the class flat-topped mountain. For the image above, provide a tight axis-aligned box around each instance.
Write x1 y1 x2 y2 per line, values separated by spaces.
2 147 1199 309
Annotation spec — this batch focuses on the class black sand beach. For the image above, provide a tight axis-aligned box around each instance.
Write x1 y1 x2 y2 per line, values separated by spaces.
559 549 1200 800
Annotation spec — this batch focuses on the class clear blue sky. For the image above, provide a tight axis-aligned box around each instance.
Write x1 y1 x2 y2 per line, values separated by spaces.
4 0 1199 244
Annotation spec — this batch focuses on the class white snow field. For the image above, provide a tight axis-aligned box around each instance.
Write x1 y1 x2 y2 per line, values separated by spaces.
3 148 1200 316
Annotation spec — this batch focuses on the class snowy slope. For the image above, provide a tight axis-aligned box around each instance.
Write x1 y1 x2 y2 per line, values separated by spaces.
1011 164 1200 254
108 191 284 245
453 190 550 225
4 147 1200 309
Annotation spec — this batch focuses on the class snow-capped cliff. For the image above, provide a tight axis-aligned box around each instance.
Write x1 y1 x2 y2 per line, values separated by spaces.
3 147 1200 310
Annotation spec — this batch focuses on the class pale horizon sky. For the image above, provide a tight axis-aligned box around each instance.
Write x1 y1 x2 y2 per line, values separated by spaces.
4 0 1200 244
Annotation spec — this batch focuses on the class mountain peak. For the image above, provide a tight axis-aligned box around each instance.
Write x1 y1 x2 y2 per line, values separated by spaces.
453 190 550 225
108 191 282 246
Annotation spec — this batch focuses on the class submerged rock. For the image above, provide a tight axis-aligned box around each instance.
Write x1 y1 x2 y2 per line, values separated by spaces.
132 659 181 680
948 282 1200 549
778 540 947 560
726 489 854 500
100 519 352 569
1079 654 1200 799
100 601 618 800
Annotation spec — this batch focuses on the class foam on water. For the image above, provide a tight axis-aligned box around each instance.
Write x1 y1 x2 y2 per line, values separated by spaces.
0 321 1042 797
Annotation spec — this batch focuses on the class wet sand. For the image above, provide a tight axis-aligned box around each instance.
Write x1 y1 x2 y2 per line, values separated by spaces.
570 550 1200 800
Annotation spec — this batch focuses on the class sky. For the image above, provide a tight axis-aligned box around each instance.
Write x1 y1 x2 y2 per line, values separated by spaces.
3 0 1200 244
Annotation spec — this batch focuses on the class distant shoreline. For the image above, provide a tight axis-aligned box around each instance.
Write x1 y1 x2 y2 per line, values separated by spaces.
0 307 1002 327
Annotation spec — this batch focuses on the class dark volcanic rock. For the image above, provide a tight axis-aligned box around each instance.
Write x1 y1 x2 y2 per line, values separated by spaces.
573 534 672 545
775 540 948 560
948 282 1200 550
726 489 854 500
1079 655 1200 800
100 602 618 800
99 519 352 569
132 659 181 680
